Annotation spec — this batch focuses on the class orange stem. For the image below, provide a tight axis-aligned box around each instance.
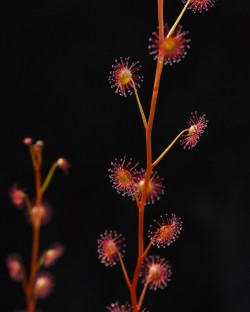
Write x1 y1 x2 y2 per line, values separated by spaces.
26 148 43 312
27 224 40 312
117 252 131 290
129 1 165 311
138 279 149 310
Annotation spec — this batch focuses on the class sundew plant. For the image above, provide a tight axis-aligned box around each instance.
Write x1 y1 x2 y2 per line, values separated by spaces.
97 1 215 311
6 138 70 312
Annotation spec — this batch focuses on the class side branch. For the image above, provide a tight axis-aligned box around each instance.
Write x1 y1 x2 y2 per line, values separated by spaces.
132 81 147 128
167 0 191 38
138 280 149 310
41 162 58 194
118 252 132 290
152 130 186 168
158 0 165 40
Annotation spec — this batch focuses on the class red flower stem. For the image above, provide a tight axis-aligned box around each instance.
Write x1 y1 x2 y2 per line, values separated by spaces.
27 225 40 312
138 2 165 256
118 252 131 289
158 0 165 41
142 239 154 259
138 0 165 250
138 279 149 310
26 151 43 312
129 2 165 311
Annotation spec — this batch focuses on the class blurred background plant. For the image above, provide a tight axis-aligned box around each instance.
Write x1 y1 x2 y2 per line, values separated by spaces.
6 138 69 312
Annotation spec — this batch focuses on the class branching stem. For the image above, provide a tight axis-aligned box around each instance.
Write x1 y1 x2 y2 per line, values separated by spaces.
123 1 192 311
129 1 165 311
41 162 58 194
118 251 131 290
138 280 149 310
152 130 186 168
132 80 147 128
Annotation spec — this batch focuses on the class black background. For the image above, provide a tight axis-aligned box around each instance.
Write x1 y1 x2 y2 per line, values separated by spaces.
1 0 250 311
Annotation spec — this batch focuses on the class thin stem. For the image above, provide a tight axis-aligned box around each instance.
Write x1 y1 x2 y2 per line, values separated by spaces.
24 195 33 217
130 287 138 312
137 53 164 258
28 145 37 169
138 280 149 310
136 0 165 250
132 80 147 128
117 251 131 289
141 0 165 205
27 224 40 312
138 207 145 257
29 225 40 284
152 130 186 168
41 162 58 194
30 164 42 284
131 255 145 312
130 2 165 312
36 145 43 169
142 240 153 259
158 0 164 41
26 150 43 312
133 185 141 210
143 230 159 259
131 233 159 309
166 0 191 38
37 252 45 271
137 37 164 259
21 268 28 292
35 168 42 206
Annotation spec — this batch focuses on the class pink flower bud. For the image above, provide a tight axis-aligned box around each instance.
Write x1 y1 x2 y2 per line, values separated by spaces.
149 24 190 66
33 272 54 299
57 158 71 174
6 254 23 281
183 0 215 13
135 169 165 205
180 112 208 150
29 202 53 226
149 213 182 248
9 186 26 208
23 137 33 145
108 57 143 97
42 242 65 267
141 256 172 290
97 230 125 267
109 157 138 197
